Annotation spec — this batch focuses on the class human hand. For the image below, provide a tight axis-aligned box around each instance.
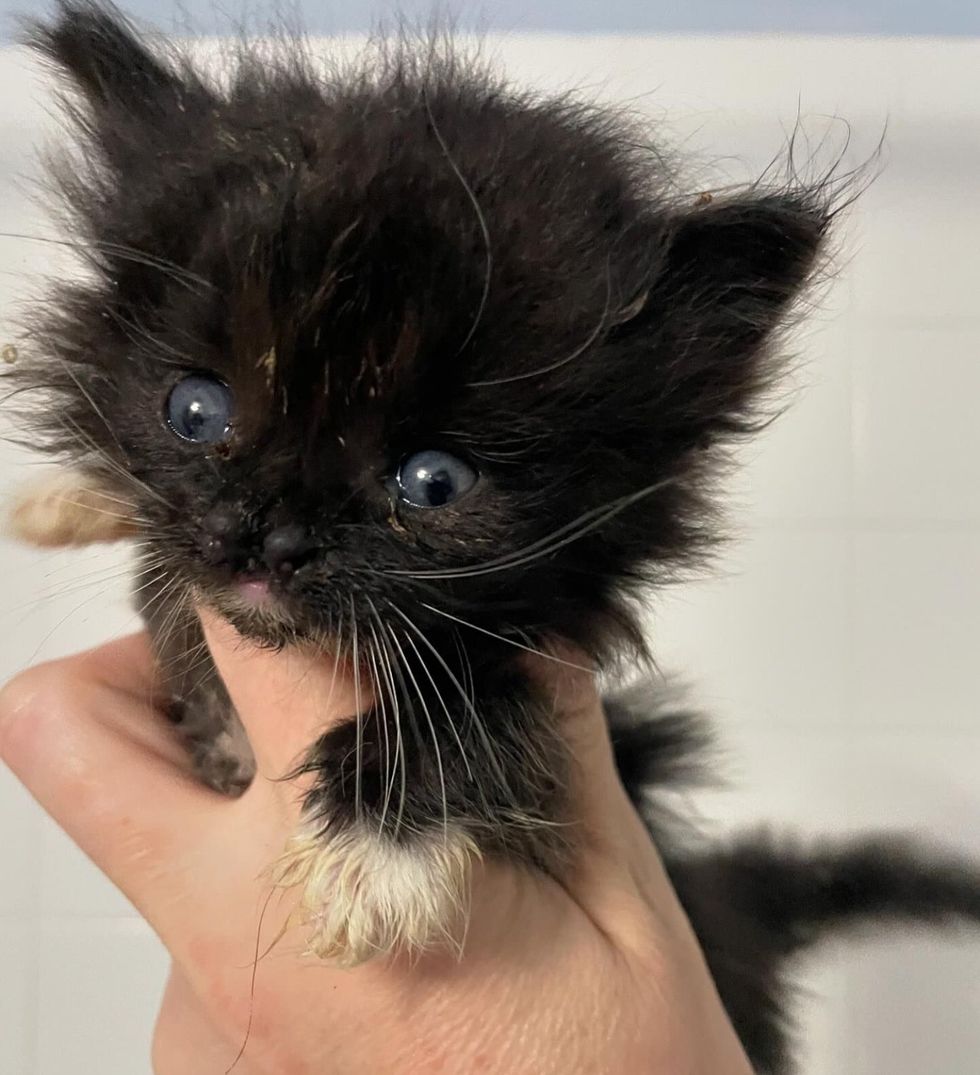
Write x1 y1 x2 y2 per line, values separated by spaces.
0 616 753 1075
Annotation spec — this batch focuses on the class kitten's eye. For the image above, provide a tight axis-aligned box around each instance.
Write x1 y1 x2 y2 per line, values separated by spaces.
396 450 478 509
165 374 233 444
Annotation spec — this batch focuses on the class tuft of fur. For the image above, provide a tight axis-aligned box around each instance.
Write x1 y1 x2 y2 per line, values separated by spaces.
271 821 478 965
6 467 139 546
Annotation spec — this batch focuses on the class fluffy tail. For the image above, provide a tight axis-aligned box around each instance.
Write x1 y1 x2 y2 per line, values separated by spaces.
668 835 980 1074
674 833 980 955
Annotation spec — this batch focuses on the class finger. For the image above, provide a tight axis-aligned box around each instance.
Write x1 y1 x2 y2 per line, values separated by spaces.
199 609 368 783
525 648 674 907
527 648 632 832
0 635 238 921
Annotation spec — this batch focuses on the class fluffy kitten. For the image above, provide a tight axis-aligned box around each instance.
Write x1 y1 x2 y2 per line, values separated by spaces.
6 5 980 1072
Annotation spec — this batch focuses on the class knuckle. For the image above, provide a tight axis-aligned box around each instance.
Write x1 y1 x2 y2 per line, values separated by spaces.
0 658 89 760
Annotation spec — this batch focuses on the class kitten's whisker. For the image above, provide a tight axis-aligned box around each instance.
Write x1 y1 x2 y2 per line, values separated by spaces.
399 625 474 782
53 414 145 505
422 90 492 357
53 498 146 525
387 625 449 841
167 637 216 683
23 583 125 667
48 486 138 511
183 646 225 701
367 603 404 835
350 596 363 823
57 360 128 460
56 412 176 511
129 567 173 599
387 603 511 795
317 608 347 736
104 306 200 368
364 626 391 834
377 620 410 837
0 231 213 293
137 570 183 618
468 257 613 388
451 629 477 717
419 603 594 672
144 581 192 694
7 562 165 614
364 607 395 836
384 477 677 581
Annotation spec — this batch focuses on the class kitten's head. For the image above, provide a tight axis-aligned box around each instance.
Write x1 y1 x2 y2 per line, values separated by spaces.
13 3 837 659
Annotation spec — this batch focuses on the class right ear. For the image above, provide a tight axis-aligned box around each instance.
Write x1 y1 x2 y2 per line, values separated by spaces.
25 2 194 122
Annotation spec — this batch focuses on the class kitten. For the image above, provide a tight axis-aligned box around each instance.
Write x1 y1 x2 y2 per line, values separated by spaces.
5 4 980 1072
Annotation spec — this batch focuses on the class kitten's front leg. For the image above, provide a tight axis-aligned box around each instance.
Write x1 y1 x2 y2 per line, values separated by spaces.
140 581 256 797
273 653 571 965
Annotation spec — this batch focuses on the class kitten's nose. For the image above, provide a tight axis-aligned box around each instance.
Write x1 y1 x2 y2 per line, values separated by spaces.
262 524 316 575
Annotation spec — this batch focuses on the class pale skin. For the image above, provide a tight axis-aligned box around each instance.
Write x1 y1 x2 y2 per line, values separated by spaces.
0 611 753 1075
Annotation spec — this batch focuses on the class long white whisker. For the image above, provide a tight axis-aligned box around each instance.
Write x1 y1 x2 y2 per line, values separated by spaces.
377 619 411 836
350 596 363 822
364 621 392 834
423 90 492 357
419 603 593 672
387 625 449 840
57 359 127 460
0 230 214 292
468 257 612 388
383 477 677 581
388 603 511 794
399 625 473 782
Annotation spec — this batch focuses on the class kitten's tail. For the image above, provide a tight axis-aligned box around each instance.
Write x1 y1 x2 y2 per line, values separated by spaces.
673 833 980 956
605 681 980 945
670 835 980 1075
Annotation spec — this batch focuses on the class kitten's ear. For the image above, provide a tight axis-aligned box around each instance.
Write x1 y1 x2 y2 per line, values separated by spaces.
25 2 184 119
614 189 832 442
659 190 830 336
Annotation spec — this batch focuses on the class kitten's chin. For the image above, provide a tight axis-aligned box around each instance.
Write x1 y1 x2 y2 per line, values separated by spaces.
203 578 308 646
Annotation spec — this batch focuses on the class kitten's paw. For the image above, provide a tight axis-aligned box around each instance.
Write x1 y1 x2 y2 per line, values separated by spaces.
190 730 256 796
272 822 478 966
5 469 138 547
167 697 255 797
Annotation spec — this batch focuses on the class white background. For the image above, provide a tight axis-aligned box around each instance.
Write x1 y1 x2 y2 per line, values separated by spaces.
3 1 979 36
1 32 979 1075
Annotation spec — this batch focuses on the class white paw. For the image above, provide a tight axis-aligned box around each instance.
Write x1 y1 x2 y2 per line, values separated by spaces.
271 821 478 966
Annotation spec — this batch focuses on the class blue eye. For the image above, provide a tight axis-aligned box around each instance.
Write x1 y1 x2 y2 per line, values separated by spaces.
396 450 478 509
165 374 233 444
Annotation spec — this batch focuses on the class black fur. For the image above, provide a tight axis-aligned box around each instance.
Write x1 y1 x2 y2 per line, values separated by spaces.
6 5 980 1071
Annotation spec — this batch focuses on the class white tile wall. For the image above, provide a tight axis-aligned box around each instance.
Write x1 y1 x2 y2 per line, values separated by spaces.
1 31 979 1075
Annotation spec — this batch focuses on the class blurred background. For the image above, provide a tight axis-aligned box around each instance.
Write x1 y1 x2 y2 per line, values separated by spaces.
1 3 979 1073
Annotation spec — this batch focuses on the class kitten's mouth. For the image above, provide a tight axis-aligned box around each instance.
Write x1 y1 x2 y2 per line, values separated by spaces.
205 573 303 644
234 575 275 607
215 571 293 625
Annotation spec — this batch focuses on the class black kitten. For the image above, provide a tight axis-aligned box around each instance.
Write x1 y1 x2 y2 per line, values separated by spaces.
6 5 980 1072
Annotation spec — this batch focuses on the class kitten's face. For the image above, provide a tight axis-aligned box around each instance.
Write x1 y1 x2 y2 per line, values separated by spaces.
89 143 653 646
16 9 831 655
